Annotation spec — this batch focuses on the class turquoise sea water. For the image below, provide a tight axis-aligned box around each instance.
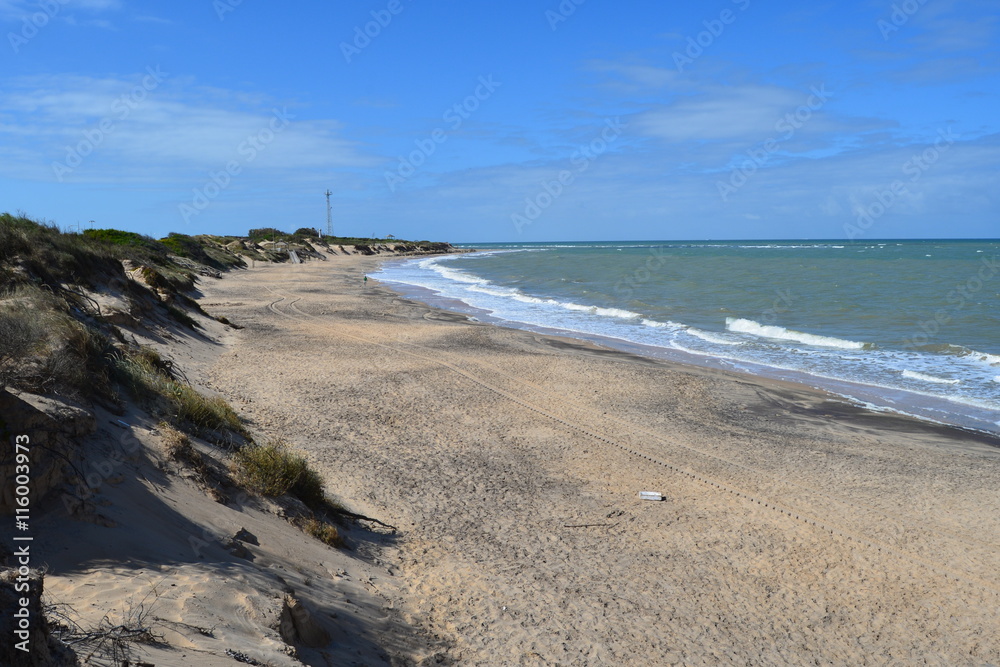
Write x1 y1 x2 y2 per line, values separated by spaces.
374 240 1000 435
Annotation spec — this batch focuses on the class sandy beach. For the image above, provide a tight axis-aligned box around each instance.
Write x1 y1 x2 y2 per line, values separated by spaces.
172 254 1000 665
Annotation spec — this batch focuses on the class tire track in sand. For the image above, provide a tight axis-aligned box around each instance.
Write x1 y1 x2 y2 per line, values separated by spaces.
265 287 1000 597
389 337 1000 555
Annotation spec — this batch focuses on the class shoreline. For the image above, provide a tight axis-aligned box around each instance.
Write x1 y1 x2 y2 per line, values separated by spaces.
374 253 1000 443
197 256 999 664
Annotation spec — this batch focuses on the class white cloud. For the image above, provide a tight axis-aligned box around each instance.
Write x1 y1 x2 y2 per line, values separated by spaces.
0 0 120 18
0 74 376 184
635 85 806 143
372 123 1000 241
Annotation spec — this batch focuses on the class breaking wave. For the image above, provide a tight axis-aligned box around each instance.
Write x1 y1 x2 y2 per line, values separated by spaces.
725 318 868 350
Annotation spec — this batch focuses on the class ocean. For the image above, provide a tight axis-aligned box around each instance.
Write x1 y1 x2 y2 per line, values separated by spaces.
373 240 1000 435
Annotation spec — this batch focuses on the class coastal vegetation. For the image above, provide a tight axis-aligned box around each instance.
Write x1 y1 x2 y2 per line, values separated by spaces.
232 438 326 509
0 211 450 664
0 211 453 402
113 346 248 440
233 438 347 548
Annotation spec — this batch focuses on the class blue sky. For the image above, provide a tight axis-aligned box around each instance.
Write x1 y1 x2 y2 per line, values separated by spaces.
1 0 997 242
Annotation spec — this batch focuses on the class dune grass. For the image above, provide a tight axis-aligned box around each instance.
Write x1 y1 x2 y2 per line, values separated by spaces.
0 299 46 388
232 439 346 547
0 284 116 396
231 438 326 510
114 347 247 439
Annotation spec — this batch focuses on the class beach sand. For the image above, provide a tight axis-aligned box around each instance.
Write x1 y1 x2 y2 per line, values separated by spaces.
182 255 1000 665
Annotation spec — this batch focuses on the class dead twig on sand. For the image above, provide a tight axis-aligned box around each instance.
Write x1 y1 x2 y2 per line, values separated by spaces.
334 508 398 533
48 579 165 664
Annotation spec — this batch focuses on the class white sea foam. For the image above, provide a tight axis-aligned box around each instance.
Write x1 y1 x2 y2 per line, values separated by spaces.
687 328 743 346
934 345 1000 367
725 318 867 350
422 258 488 285
902 370 960 385
466 280 643 321
511 293 548 305
467 285 516 298
560 302 642 319
970 350 1000 367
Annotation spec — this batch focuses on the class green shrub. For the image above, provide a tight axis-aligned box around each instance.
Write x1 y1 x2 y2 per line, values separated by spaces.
247 227 289 242
196 242 246 270
0 214 182 289
158 233 244 271
0 214 122 288
160 233 204 259
232 439 326 509
234 245 266 261
171 384 243 434
82 229 168 259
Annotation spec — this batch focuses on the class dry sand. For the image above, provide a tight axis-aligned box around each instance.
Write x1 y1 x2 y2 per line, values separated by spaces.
188 256 1000 665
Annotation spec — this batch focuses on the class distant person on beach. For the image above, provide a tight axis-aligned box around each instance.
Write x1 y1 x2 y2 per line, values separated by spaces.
363 275 368 287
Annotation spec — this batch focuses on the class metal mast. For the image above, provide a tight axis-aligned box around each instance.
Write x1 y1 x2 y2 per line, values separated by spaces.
324 190 333 237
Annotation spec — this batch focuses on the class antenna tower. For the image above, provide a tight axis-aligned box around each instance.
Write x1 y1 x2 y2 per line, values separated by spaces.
325 190 333 237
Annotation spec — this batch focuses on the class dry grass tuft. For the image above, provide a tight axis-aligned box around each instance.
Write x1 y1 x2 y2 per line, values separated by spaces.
114 350 247 440
159 422 197 463
0 301 45 388
0 284 115 397
298 516 344 548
